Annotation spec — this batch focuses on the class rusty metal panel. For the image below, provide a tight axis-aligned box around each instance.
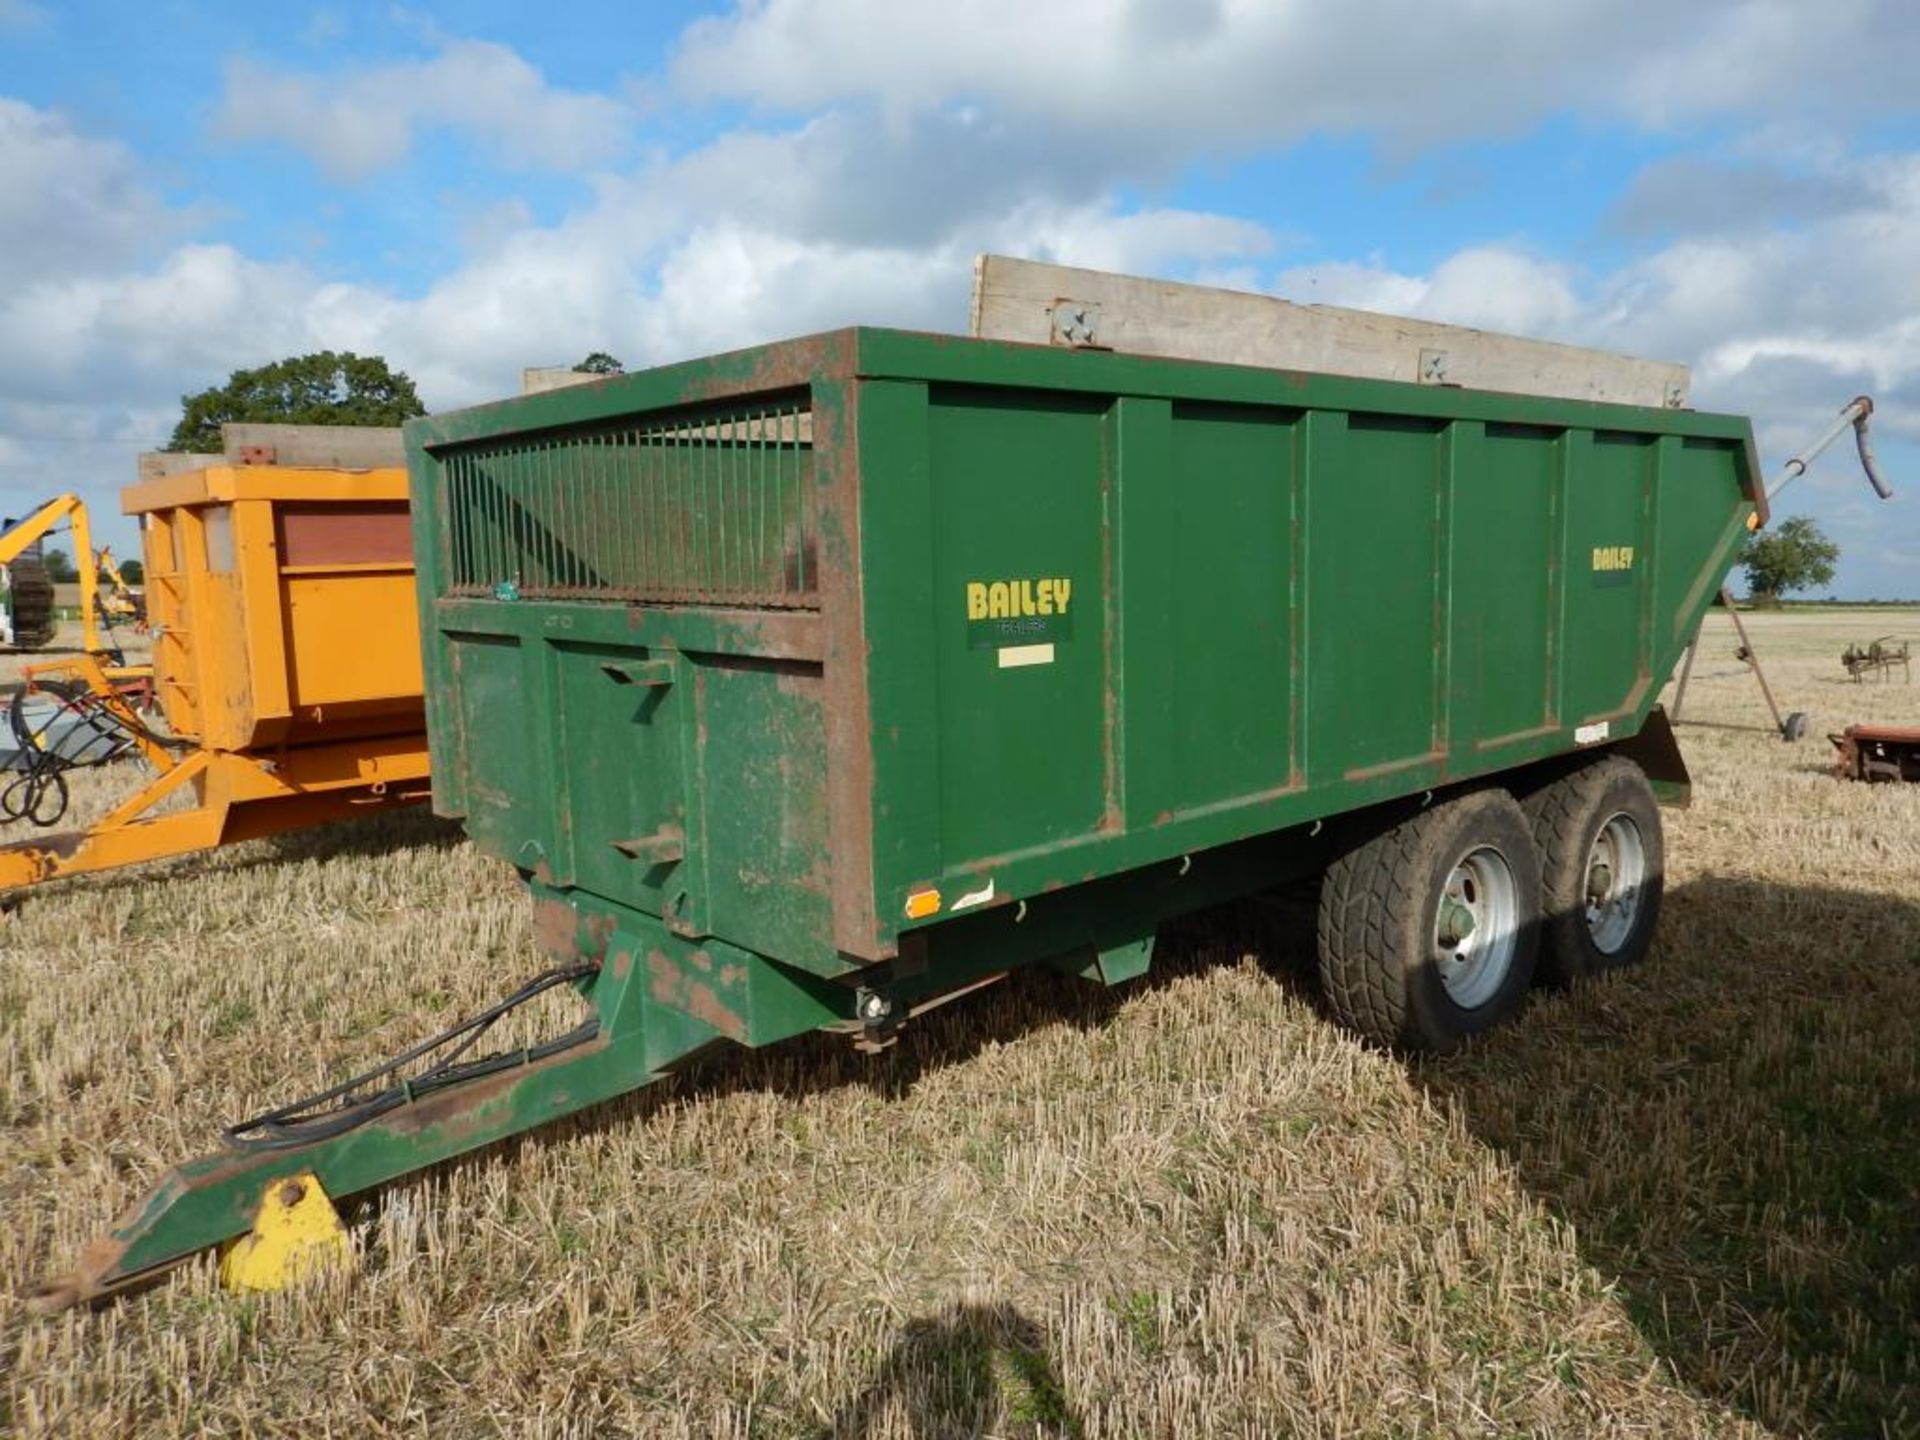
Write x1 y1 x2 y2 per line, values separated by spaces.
276 503 413 568
440 397 817 609
1831 724 1920 782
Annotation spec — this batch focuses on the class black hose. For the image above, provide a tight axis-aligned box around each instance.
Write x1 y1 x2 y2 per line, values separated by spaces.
2 691 68 825
2 681 126 827
0 676 181 827
221 963 602 1152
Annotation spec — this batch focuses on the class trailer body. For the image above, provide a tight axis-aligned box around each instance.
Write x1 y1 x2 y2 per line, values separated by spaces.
410 327 1758 1026
135 464 424 749
0 465 429 892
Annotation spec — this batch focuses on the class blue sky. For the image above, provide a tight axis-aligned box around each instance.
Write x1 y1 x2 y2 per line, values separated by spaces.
3 1 1919 594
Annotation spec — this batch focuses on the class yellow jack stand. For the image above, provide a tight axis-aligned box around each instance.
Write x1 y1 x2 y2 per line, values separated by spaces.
217 1171 352 1293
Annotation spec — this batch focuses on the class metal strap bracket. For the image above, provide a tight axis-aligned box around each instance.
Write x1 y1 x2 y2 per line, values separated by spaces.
602 660 675 687
613 825 685 864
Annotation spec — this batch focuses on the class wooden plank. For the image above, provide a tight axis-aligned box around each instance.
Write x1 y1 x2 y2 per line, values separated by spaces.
137 426 406 488
969 255 1689 409
521 366 604 396
218 424 406 469
136 452 207 486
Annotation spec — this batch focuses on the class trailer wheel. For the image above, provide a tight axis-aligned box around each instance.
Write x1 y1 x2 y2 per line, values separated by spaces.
1525 756 1663 986
1316 788 1540 1053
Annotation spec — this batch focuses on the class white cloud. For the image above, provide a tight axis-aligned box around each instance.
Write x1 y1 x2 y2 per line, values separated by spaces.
1607 156 1877 238
214 39 631 180
1016 206 1273 275
1277 249 1584 340
1 246 316 399
0 80 1269 546
672 0 1920 157
0 100 185 289
223 1 1920 205
1271 150 1920 451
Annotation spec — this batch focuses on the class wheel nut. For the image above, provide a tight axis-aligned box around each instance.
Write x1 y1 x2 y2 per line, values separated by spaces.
1438 898 1476 945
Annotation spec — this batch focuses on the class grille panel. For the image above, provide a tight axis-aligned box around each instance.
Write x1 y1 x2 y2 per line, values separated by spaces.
443 398 817 608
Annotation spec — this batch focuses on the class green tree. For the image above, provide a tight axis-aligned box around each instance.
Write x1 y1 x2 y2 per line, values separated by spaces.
1740 515 1839 604
42 547 77 583
572 351 625 375
166 351 426 453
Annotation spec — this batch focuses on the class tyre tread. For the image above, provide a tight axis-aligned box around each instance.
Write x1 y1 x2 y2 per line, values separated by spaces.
1525 754 1663 984
1316 788 1538 1050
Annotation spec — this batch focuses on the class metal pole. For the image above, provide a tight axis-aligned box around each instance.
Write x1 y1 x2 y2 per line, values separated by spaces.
1669 627 1700 724
1719 586 1787 735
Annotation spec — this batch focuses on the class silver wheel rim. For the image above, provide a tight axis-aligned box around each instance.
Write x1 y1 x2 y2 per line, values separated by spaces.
1584 813 1646 955
1432 845 1520 1009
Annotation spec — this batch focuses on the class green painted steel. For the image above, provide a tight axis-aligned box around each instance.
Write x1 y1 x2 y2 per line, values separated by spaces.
411 327 1755 961
41 328 1761 1301
405 324 1759 976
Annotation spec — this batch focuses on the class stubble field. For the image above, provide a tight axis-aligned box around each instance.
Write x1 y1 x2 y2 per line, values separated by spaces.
2 608 1917 1437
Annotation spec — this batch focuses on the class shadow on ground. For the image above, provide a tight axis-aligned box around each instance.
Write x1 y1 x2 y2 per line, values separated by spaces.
1415 876 1920 1436
255 807 465 867
0 806 464 912
818 1301 1083 1439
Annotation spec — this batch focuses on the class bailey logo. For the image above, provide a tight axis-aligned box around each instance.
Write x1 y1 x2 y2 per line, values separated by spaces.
966 578 1072 620
965 577 1074 649
1591 545 1635 572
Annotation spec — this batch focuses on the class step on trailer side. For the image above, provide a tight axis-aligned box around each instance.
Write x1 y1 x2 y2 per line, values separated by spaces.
32 326 1763 1307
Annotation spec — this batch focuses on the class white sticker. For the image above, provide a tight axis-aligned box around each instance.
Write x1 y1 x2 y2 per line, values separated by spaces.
1574 721 1611 745
998 643 1055 669
950 879 996 913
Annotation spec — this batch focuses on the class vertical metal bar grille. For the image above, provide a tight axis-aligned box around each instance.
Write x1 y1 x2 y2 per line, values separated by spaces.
439 396 817 608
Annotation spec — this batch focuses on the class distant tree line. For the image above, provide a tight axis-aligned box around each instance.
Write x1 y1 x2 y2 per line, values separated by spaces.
32 550 143 585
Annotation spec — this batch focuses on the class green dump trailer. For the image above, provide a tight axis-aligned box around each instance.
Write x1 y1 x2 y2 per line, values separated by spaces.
33 327 1764 1307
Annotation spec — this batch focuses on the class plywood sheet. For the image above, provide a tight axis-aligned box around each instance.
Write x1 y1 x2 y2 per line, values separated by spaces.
970 255 1689 409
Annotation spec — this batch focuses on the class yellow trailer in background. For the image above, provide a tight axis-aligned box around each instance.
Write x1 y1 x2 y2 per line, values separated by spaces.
1 463 430 890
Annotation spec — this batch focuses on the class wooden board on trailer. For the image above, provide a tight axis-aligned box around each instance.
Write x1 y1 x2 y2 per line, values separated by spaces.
137 425 406 486
219 424 406 469
521 366 605 396
135 451 208 486
969 255 1690 409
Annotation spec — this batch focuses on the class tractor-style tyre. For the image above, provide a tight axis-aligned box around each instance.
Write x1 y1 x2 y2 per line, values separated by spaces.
1316 788 1541 1053
1524 755 1664 987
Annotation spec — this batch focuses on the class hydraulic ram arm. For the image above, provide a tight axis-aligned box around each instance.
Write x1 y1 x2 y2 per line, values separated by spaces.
1764 395 1895 509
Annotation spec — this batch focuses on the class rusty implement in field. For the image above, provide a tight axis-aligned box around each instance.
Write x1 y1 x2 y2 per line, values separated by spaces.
1841 637 1911 683
1831 724 1920 782
0 463 430 892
